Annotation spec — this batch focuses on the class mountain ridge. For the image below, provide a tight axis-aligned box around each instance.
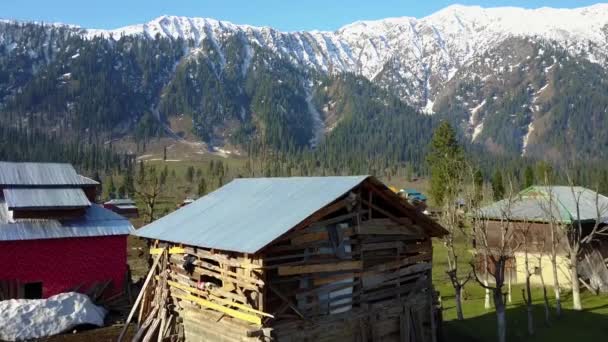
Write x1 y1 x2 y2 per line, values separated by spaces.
1 4 608 163
74 4 608 112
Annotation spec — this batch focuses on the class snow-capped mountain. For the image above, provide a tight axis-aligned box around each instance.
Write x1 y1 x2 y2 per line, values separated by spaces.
84 4 608 111
1 4 608 161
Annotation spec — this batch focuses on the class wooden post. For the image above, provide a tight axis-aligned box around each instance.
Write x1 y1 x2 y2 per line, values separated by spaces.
368 191 373 220
117 248 165 342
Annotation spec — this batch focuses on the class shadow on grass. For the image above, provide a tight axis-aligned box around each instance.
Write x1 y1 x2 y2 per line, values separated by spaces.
442 305 608 342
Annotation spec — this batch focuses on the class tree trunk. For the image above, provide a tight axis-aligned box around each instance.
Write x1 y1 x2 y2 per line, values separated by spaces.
455 285 464 321
484 280 491 309
494 289 507 342
549 222 562 317
570 253 582 310
484 252 491 309
542 284 551 326
551 255 562 317
507 270 512 304
524 251 534 335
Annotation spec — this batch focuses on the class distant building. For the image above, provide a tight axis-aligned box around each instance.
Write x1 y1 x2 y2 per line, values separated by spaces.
0 162 133 299
400 189 428 203
179 197 195 208
104 198 139 218
399 188 428 212
476 186 608 292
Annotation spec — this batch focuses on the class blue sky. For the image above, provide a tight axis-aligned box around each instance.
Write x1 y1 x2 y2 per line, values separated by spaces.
0 0 604 31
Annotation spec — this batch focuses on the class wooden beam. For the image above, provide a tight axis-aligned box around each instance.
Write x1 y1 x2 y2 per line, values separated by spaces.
362 199 410 226
118 248 165 342
278 261 363 276
173 293 262 325
166 279 273 318
268 284 305 319
150 247 185 255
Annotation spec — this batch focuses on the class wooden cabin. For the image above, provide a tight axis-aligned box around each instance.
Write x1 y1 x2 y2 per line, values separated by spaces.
0 162 134 299
476 186 608 292
104 198 140 218
133 176 447 341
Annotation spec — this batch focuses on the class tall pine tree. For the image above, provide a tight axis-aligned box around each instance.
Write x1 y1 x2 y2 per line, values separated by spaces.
427 121 464 205
491 170 505 200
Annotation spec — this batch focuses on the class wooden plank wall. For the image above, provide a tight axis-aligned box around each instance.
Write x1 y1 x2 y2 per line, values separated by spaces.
145 243 270 341
263 186 436 342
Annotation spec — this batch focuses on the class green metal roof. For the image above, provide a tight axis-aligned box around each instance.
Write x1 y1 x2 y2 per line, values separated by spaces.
478 186 608 223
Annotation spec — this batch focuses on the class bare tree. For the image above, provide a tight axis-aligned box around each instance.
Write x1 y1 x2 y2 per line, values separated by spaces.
136 165 165 224
539 173 563 317
536 240 551 326
540 172 608 312
518 218 535 336
565 175 608 310
465 166 492 310
440 160 474 321
472 179 521 342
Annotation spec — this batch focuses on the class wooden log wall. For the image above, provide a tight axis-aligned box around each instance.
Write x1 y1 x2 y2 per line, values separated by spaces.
263 188 437 342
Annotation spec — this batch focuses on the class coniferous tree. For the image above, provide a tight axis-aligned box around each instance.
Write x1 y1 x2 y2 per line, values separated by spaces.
491 170 505 200
138 161 145 184
599 170 608 195
473 169 484 205
198 178 207 196
524 166 535 188
123 166 135 197
427 121 464 205
186 166 195 183
107 176 116 199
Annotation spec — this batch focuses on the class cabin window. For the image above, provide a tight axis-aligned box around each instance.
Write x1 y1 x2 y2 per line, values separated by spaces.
24 282 43 299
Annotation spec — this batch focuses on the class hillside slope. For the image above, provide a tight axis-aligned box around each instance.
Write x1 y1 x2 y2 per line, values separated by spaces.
1 4 607 161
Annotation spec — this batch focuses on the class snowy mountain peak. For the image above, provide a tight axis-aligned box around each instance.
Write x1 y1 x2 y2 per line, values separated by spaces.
7 4 608 112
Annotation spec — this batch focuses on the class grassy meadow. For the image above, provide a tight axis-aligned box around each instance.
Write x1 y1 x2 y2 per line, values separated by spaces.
432 240 608 341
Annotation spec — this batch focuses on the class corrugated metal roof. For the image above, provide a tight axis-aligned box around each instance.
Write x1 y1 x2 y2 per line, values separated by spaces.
79 175 100 185
0 204 134 241
135 176 369 253
115 205 138 210
3 188 91 210
478 186 608 223
105 199 136 205
0 162 97 187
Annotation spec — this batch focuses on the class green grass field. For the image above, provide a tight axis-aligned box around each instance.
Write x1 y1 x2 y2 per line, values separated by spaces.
432 240 608 341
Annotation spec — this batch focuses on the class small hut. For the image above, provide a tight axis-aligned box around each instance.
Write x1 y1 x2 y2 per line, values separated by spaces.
0 162 134 299
476 186 608 292
132 176 447 341
104 198 140 218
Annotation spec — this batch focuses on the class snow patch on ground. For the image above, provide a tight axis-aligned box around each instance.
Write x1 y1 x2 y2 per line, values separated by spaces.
242 42 253 77
305 89 325 147
136 154 153 160
469 100 486 141
536 84 549 95
522 121 535 156
211 146 234 158
422 99 435 115
0 292 106 341
469 100 486 122
472 121 484 141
